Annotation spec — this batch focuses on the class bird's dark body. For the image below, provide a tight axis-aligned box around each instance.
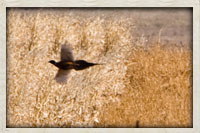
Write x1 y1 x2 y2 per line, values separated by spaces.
49 44 102 83
53 60 74 70
50 60 98 71
74 60 98 70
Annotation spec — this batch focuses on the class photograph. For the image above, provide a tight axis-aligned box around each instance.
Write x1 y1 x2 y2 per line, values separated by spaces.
6 8 192 128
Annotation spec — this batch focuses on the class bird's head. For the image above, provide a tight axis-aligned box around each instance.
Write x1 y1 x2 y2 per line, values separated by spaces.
49 60 56 65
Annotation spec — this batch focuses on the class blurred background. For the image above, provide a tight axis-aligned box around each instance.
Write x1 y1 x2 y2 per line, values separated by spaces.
7 8 192 128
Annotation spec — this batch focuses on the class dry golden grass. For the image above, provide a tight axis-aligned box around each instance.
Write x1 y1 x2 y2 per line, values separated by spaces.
7 8 192 128
98 44 192 127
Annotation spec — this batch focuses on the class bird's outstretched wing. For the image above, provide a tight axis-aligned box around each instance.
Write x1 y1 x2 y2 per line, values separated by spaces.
55 69 71 83
61 44 74 61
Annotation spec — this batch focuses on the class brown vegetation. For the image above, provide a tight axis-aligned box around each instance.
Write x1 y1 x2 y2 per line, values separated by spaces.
7 8 192 128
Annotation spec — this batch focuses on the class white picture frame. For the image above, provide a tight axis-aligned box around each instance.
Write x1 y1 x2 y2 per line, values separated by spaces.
0 0 200 133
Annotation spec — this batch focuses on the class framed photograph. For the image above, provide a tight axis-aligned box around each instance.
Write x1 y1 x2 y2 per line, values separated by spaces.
1 0 200 133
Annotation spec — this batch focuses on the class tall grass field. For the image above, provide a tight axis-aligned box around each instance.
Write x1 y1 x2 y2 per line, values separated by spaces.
7 8 192 127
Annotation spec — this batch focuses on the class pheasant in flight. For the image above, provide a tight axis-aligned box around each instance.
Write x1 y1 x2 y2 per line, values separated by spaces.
49 44 102 83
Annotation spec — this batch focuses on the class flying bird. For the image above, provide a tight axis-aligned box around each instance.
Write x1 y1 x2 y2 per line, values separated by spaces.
49 44 102 83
